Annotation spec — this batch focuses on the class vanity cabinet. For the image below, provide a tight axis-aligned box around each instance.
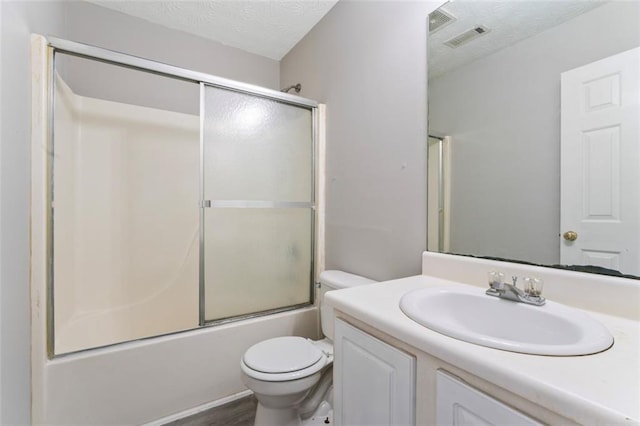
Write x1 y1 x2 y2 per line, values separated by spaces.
436 370 541 426
326 268 637 425
334 319 416 426
333 316 550 426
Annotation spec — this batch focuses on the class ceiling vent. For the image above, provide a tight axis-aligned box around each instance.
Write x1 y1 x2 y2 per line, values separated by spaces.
444 26 490 48
429 9 456 33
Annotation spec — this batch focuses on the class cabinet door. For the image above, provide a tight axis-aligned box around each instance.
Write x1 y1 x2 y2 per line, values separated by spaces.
436 370 542 426
334 319 415 426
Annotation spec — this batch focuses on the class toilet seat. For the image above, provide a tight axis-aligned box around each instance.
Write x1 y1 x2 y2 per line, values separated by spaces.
241 337 330 382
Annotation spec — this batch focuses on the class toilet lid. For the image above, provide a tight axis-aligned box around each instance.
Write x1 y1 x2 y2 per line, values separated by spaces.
243 336 323 374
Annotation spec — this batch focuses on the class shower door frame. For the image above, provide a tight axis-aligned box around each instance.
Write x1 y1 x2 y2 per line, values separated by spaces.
45 36 319 357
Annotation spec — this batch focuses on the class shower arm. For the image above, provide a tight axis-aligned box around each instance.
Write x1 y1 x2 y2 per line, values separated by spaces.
281 83 302 94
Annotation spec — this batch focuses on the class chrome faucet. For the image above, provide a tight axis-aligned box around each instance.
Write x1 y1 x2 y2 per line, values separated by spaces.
486 274 545 306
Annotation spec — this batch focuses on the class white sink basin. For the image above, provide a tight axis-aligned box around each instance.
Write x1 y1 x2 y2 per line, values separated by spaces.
399 286 614 356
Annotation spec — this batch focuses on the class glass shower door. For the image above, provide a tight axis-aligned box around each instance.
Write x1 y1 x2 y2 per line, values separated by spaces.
201 85 315 322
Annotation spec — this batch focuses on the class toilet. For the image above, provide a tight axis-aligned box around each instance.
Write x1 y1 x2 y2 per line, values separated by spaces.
240 270 376 426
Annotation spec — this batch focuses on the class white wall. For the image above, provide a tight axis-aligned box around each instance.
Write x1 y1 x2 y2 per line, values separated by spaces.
429 2 640 265
0 1 280 424
1 4 67 423
281 1 443 281
64 1 280 92
59 1 281 116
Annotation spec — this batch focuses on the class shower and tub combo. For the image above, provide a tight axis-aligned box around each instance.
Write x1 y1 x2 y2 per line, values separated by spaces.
30 35 328 424
46 37 317 355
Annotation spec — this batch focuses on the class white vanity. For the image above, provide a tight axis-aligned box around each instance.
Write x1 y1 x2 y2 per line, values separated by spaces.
326 252 640 425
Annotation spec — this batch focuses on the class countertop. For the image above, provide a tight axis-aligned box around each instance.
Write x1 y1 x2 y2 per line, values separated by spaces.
325 275 640 425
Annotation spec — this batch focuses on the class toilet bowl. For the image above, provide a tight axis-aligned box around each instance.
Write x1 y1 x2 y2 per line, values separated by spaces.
240 270 376 426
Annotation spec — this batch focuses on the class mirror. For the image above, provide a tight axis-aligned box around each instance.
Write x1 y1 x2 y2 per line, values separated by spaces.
427 1 640 278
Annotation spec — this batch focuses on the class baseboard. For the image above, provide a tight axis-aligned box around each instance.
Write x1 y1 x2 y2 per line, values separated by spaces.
144 390 254 425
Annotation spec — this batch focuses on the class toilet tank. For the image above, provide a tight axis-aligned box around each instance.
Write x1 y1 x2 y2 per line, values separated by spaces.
318 270 376 341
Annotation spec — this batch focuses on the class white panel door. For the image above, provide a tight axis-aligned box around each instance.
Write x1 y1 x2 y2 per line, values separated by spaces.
334 319 415 426
560 47 640 274
436 370 541 426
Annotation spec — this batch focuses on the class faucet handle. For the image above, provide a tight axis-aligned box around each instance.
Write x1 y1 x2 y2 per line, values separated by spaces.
524 277 544 298
488 271 505 290
511 275 518 287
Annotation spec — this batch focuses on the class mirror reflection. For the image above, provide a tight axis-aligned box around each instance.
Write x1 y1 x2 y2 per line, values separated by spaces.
427 1 640 277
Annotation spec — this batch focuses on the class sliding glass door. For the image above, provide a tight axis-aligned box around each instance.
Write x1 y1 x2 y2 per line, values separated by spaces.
48 39 317 355
201 85 315 322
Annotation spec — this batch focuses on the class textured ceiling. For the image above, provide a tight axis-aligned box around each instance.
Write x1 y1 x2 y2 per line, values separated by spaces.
85 0 339 60
429 1 608 79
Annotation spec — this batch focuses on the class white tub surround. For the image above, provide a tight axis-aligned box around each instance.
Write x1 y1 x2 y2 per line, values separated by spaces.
326 252 640 425
52 74 200 354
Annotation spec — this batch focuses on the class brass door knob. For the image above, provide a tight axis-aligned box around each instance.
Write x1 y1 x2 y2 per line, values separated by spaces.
563 231 578 241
